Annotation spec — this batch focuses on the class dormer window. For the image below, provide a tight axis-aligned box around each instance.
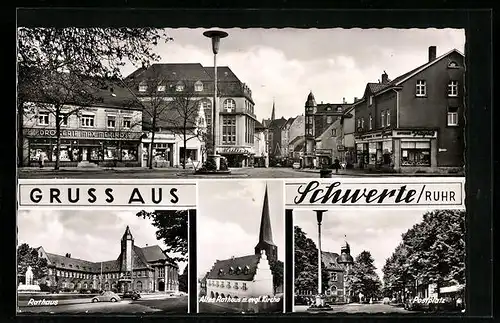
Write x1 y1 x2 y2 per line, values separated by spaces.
157 85 166 92
223 99 236 112
218 268 224 276
138 82 147 92
175 82 185 92
337 106 342 112
244 265 250 274
326 106 332 111
326 116 333 124
448 61 459 69
194 81 203 92
236 266 242 274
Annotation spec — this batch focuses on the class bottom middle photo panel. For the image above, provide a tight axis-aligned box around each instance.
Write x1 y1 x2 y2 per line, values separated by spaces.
197 180 284 314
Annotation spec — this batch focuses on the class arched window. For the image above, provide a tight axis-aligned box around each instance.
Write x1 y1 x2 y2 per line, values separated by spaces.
194 81 203 92
448 61 459 69
83 282 88 289
136 281 143 291
223 99 236 112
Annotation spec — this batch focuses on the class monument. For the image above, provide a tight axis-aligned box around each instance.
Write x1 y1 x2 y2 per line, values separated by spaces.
17 266 42 293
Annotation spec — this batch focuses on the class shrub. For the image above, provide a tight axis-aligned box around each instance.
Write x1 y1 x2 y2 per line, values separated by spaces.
220 158 228 171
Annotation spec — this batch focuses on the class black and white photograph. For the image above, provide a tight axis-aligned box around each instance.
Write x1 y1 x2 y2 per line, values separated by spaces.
17 209 190 314
292 208 465 314
17 27 465 179
197 180 284 313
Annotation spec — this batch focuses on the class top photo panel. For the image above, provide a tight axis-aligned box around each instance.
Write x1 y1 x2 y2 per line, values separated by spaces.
17 28 465 179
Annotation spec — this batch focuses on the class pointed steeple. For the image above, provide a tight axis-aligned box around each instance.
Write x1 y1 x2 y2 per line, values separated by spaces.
259 185 273 244
122 225 134 241
255 184 278 262
271 100 276 121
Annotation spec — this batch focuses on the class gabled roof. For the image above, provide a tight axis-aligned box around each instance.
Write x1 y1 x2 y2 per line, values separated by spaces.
269 117 287 129
255 120 266 130
289 135 305 146
322 251 344 271
140 245 169 263
207 254 260 281
317 118 340 140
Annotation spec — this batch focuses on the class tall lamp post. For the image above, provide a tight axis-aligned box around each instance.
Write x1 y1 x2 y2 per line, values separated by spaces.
203 29 228 170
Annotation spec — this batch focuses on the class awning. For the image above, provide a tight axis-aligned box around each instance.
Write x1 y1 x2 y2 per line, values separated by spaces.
440 284 465 294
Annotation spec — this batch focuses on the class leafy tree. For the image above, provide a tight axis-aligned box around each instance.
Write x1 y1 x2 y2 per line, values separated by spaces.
136 209 190 262
179 264 188 293
294 226 329 294
347 250 382 301
269 259 284 294
17 27 172 168
17 243 48 283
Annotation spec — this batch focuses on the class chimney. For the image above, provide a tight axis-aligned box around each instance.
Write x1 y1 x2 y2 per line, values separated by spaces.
381 71 389 84
428 46 437 62
354 97 358 102
343 97 346 103
321 101 323 104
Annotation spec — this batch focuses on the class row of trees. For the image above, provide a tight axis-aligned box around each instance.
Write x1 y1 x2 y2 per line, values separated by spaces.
18 27 215 170
294 226 382 302
382 210 466 302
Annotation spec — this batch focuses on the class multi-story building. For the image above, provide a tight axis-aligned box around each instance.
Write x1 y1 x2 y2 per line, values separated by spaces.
36 226 179 293
125 63 257 168
20 78 143 167
254 121 269 167
205 185 279 299
280 117 296 166
322 240 354 303
354 46 465 172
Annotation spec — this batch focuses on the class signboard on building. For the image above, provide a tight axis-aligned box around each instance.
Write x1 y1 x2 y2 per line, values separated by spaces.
219 147 254 155
315 149 332 155
337 145 345 151
393 129 437 138
24 128 143 140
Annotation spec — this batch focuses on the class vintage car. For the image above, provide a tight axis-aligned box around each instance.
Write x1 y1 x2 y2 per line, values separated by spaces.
121 290 141 301
91 291 121 303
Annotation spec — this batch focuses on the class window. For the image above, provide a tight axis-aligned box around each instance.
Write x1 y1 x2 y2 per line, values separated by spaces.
107 115 116 128
157 85 166 92
369 96 373 105
357 118 361 129
138 82 147 92
81 114 95 127
222 115 236 144
447 107 459 126
57 113 68 126
448 61 459 68
416 80 427 97
326 116 333 124
381 112 386 127
386 110 391 126
226 281 231 288
369 115 373 130
337 106 343 112
175 82 185 92
223 99 236 112
331 129 336 137
330 272 338 281
361 118 365 128
448 80 458 97
306 128 313 135
401 141 431 166
38 112 49 125
123 117 131 129
242 283 247 290
195 81 203 92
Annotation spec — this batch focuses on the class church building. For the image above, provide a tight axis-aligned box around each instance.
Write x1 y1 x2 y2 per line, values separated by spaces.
36 226 179 293
205 185 279 299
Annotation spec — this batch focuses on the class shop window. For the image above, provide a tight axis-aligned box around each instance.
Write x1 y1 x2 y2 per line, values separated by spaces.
123 117 132 129
194 81 203 92
104 146 118 160
222 115 236 144
81 114 95 127
107 116 116 128
447 107 459 126
223 99 236 113
401 141 431 166
38 112 49 125
386 111 391 126
448 80 458 97
416 80 427 97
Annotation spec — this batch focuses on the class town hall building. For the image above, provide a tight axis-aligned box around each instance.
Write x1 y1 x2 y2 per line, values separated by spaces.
36 226 179 293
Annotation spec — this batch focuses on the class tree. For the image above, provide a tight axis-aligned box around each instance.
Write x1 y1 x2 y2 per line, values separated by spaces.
17 27 172 167
136 209 190 262
17 243 48 283
179 264 188 293
294 226 329 293
347 251 382 301
269 259 284 294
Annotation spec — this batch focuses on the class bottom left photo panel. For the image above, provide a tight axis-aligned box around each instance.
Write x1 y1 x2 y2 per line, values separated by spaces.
16 209 192 315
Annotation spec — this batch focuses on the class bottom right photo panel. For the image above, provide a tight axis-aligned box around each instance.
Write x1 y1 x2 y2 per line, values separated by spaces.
292 208 465 314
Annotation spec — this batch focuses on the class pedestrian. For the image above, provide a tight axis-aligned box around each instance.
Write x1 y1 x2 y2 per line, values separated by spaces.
38 151 45 168
334 158 341 174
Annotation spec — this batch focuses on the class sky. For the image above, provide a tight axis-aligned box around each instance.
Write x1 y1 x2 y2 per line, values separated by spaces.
17 209 188 273
293 208 461 281
197 180 284 277
120 28 465 122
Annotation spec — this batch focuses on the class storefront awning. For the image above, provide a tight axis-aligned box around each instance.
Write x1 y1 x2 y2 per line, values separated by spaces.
439 284 465 294
218 147 254 155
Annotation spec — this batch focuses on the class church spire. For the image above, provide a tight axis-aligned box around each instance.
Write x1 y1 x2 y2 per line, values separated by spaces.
259 184 273 244
271 99 275 121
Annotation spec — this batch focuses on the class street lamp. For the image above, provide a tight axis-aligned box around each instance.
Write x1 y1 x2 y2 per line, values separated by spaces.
203 29 228 170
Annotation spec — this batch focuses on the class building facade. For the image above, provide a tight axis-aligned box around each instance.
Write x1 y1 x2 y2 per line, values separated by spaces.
354 46 465 173
126 63 257 168
20 79 143 167
36 226 179 293
206 186 279 299
254 121 269 167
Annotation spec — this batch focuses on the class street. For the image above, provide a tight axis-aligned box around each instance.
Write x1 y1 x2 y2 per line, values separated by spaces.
18 296 188 314
294 303 415 314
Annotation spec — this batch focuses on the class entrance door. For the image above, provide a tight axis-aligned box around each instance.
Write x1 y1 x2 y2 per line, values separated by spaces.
82 148 88 161
158 280 165 291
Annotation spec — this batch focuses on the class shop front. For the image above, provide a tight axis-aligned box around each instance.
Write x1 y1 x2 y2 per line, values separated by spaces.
141 133 204 168
218 146 255 168
23 128 143 167
315 148 332 168
355 129 438 172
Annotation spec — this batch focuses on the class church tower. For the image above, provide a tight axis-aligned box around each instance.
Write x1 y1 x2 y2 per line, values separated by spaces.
271 100 276 121
254 184 278 263
120 226 134 273
304 91 317 167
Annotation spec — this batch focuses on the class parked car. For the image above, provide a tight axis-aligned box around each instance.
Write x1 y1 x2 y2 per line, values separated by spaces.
91 291 121 303
121 290 141 300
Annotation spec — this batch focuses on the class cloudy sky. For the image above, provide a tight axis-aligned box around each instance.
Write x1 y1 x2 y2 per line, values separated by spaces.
18 209 188 273
197 180 284 277
293 208 462 281
120 28 464 122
